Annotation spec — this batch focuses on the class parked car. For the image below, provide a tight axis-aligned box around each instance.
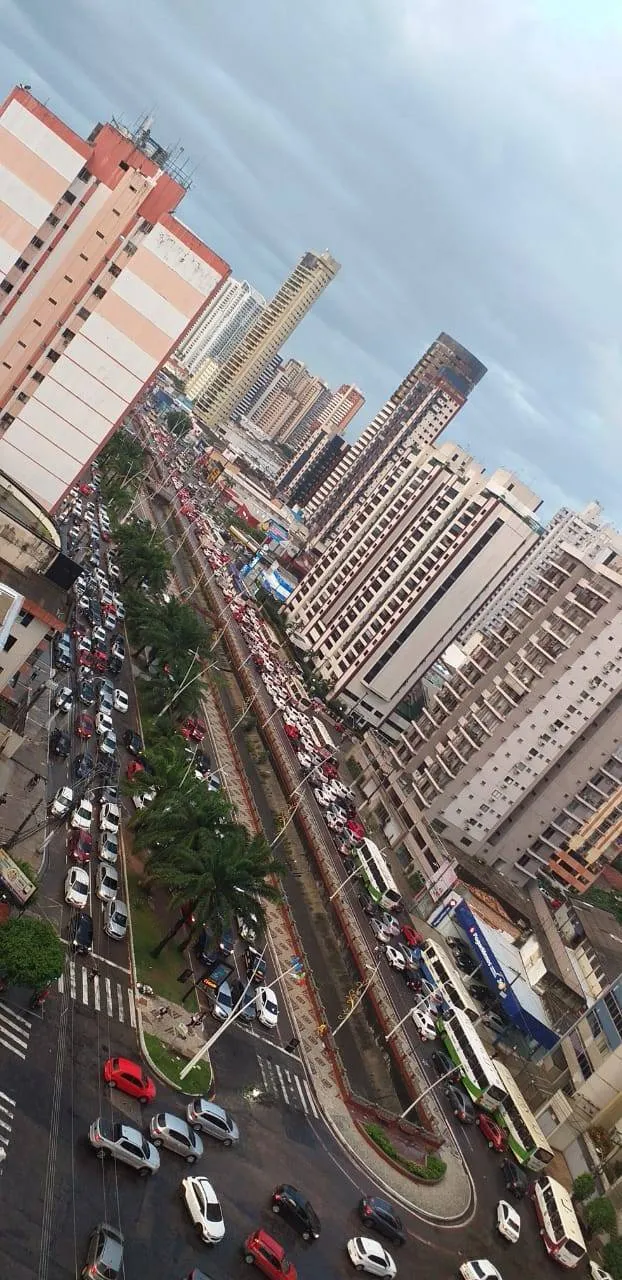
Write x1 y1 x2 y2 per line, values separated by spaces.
401 924 424 949
211 981 234 1022
255 986 278 1028
358 1197 405 1246
245 946 267 985
103 898 128 941
243 1230 296 1280
99 832 119 865
96 863 119 903
51 785 73 817
459 1264 502 1280
477 1113 507 1152
55 686 73 713
71 798 93 830
73 752 94 780
231 979 256 1022
78 679 96 706
103 1056 155 1104
75 713 94 740
123 729 143 755
149 1112 204 1163
51 728 71 758
100 802 120 835
186 1098 239 1146
69 911 93 954
81 1222 124 1280
270 1185 320 1240
69 830 93 864
445 1084 476 1123
112 689 129 713
411 1004 437 1041
65 865 90 909
88 1118 159 1176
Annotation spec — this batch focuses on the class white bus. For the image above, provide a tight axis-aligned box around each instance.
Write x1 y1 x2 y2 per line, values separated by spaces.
418 940 479 1020
355 838 402 912
311 716 338 756
531 1175 586 1268
437 1006 508 1111
493 1060 554 1172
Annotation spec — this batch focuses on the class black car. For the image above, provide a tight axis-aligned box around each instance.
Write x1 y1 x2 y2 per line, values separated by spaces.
444 1083 476 1123
123 729 143 755
108 655 122 677
358 1196 405 1246
358 891 377 918
78 679 96 707
430 1049 460 1082
454 951 477 976
271 1185 321 1241
245 946 267 985
231 978 256 1023
193 752 211 777
50 728 71 758
501 1158 528 1199
470 982 495 1007
73 752 94 780
69 911 93 955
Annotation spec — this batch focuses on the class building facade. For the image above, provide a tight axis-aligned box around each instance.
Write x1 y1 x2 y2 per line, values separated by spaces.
304 333 486 547
249 358 328 443
284 382 364 454
180 277 265 384
277 430 351 509
193 250 340 429
284 440 542 737
387 535 622 889
0 86 230 512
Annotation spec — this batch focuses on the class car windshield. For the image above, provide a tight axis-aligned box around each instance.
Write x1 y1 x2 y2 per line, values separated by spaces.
203 1199 222 1222
112 908 127 925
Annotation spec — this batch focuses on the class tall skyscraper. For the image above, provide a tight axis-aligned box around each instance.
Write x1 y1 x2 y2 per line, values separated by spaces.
0 86 229 511
304 333 486 548
235 354 283 419
277 430 351 508
285 382 365 454
386 532 622 893
181 277 265 388
284 440 542 736
194 250 340 429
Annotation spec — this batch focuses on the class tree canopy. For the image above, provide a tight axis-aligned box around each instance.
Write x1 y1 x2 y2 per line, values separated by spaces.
114 517 172 596
0 916 64 989
167 408 193 437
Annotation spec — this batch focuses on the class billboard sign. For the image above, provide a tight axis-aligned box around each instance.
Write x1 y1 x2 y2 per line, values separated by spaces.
0 847 36 904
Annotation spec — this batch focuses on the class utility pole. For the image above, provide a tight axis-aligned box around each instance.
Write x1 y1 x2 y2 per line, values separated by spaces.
5 798 43 850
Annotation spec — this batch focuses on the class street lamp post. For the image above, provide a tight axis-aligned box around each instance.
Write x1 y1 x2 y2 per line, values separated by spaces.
330 961 381 1037
400 1064 458 1120
384 989 434 1041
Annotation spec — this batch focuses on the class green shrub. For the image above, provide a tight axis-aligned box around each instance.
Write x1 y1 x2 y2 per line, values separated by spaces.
604 1240 622 1280
364 1124 446 1180
585 1196 618 1237
365 1122 396 1158
573 1172 596 1202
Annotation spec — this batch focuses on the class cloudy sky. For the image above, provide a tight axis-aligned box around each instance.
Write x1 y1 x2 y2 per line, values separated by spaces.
1 0 621 519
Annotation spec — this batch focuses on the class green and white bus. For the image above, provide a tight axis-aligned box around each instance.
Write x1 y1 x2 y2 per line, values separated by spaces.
437 1006 508 1111
419 939 479 1020
355 839 402 912
494 1060 554 1171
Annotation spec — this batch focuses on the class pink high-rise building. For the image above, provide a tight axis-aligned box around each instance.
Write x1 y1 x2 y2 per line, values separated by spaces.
0 86 230 511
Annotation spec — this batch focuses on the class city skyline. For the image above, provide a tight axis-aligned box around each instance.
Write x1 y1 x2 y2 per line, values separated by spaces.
2 1 622 520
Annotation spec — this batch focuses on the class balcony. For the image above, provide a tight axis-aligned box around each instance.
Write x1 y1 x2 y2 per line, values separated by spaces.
0 471 60 575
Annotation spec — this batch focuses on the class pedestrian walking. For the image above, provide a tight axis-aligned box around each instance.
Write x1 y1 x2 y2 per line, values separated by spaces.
26 773 40 792
186 1013 203 1029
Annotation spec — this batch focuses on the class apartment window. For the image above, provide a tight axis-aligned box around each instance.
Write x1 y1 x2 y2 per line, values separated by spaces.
587 1008 603 1039
16 392 27 404
63 274 73 284
140 219 153 233
112 208 121 217
95 230 105 240
604 992 622 1038
3 635 16 653
48 297 57 306
47 213 60 227
119 160 129 171
0 280 13 294
15 257 28 272
2 361 10 370
0 413 14 427
47 349 60 363
77 307 90 320
18 610 34 627
123 241 137 256
62 328 75 343
32 371 44 383
109 262 121 278
33 318 41 327
17 340 26 349
93 285 106 299
78 166 90 181
79 252 88 261
63 190 76 205
31 236 44 249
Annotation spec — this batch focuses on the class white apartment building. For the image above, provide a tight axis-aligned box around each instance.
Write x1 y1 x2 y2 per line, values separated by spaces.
305 333 486 547
390 534 622 889
182 278 265 386
194 250 340 429
285 440 542 737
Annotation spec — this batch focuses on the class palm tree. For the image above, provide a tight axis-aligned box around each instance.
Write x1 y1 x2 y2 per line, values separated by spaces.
148 827 283 957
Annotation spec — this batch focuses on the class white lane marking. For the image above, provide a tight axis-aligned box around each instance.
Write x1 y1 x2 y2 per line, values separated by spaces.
69 961 77 1000
293 1074 309 1114
0 1091 15 1108
301 1079 319 1119
127 987 136 1029
90 952 130 974
0 1002 30 1029
81 966 89 1005
275 1063 290 1104
0 1013 29 1051
93 974 101 1012
0 1034 25 1059
105 978 113 1017
116 983 124 1022
257 1055 269 1090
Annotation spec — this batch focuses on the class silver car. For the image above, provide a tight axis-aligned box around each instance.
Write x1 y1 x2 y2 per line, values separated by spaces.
149 1111 204 1163
96 863 119 902
88 1118 160 1176
103 898 128 941
186 1098 239 1146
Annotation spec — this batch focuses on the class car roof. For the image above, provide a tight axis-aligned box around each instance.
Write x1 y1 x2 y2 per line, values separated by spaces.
255 1229 284 1257
160 1112 190 1135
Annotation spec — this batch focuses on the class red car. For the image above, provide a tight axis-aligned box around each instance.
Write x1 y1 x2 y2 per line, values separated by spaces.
75 713 94 740
103 1056 156 1104
243 1230 297 1280
283 724 300 741
477 1113 506 1152
401 924 424 949
69 830 93 863
179 716 206 743
321 763 338 779
126 759 145 780
346 819 365 839
93 648 107 673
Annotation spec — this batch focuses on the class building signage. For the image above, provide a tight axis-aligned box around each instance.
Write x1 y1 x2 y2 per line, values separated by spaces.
0 847 36 905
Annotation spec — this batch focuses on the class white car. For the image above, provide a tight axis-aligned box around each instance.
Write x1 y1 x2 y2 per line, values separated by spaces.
100 802 120 834
369 918 393 946
346 1237 396 1278
132 786 156 811
590 1265 614 1280
96 863 119 902
55 686 73 712
51 785 73 817
65 865 90 909
255 985 279 1028
100 729 117 757
92 626 107 648
112 689 129 713
378 912 400 937
385 945 406 971
459 1263 503 1280
411 1004 437 1041
496 1200 520 1243
71 799 93 831
96 711 113 737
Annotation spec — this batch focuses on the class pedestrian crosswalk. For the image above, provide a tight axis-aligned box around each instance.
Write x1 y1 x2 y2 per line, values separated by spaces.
57 960 136 1027
0 1000 31 1060
256 1052 319 1119
0 1090 16 1174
